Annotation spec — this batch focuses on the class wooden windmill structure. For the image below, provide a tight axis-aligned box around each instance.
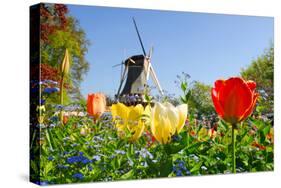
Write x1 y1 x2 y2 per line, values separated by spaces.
114 18 164 101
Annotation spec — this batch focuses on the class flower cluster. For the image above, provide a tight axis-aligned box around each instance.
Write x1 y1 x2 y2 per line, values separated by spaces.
67 152 92 164
172 159 191 176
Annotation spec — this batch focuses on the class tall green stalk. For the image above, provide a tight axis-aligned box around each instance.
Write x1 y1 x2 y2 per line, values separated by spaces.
59 49 70 124
60 76 64 123
231 124 236 173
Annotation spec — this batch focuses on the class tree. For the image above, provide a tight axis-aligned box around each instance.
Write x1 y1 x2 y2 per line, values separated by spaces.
188 81 215 118
40 4 90 102
241 44 274 115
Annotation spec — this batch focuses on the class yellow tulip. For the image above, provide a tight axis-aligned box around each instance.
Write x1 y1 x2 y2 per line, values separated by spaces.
80 127 87 136
127 104 146 141
111 103 147 141
151 102 187 144
111 102 129 132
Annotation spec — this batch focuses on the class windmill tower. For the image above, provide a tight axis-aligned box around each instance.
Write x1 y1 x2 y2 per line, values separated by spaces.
115 18 164 101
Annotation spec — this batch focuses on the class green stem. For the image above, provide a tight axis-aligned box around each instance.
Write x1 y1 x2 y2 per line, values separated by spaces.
231 124 236 173
60 77 64 123
186 104 189 148
187 127 189 148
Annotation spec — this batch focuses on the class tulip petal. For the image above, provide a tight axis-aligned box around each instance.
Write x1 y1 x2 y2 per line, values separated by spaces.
211 88 225 118
127 104 144 132
176 104 188 133
215 79 225 91
87 94 94 115
130 120 145 141
246 80 256 91
151 102 163 143
164 102 179 134
240 93 259 122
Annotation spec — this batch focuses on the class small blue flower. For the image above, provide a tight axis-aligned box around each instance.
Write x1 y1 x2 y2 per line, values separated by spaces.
172 166 177 172
71 143 78 147
93 155 101 161
178 161 185 169
55 104 64 110
48 156 54 161
115 150 126 155
72 173 84 180
40 99 45 105
82 158 92 164
79 152 84 156
176 170 183 177
67 154 91 164
50 116 59 122
172 135 182 142
88 166 93 171
57 164 69 169
43 87 60 94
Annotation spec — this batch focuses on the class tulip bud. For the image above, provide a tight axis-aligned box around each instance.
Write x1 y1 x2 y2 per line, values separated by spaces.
61 49 70 76
80 128 87 136
63 115 68 124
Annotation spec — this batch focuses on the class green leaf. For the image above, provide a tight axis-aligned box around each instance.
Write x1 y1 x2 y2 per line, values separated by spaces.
181 82 187 92
190 161 203 173
159 157 173 177
185 90 192 101
180 96 187 103
120 170 134 180
262 125 271 136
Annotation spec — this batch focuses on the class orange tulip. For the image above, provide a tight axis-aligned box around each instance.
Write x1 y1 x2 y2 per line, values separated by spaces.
63 115 68 124
87 93 106 120
212 77 258 125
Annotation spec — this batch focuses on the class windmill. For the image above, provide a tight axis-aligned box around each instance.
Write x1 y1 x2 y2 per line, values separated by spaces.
114 18 164 102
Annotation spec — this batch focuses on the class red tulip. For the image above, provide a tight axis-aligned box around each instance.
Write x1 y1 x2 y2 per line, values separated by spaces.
212 77 258 125
87 93 106 120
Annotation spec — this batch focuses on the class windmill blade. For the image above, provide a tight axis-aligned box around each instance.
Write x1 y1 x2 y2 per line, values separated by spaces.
120 62 124 82
132 17 147 57
128 58 136 64
148 46 153 59
112 62 124 68
150 65 164 95
145 46 153 81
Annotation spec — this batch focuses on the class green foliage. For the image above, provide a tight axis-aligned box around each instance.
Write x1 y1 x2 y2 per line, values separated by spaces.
188 81 214 117
241 43 274 115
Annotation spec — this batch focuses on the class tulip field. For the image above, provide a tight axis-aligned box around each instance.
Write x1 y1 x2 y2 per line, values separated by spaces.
30 77 274 185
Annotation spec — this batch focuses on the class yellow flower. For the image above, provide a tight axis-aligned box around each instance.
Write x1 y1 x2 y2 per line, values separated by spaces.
111 103 147 141
151 102 187 144
80 127 91 136
111 102 129 132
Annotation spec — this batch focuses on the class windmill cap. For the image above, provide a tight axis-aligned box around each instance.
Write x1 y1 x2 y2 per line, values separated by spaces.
125 54 146 66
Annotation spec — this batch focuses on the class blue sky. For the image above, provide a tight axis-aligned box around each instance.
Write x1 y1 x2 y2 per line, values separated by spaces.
68 5 273 98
